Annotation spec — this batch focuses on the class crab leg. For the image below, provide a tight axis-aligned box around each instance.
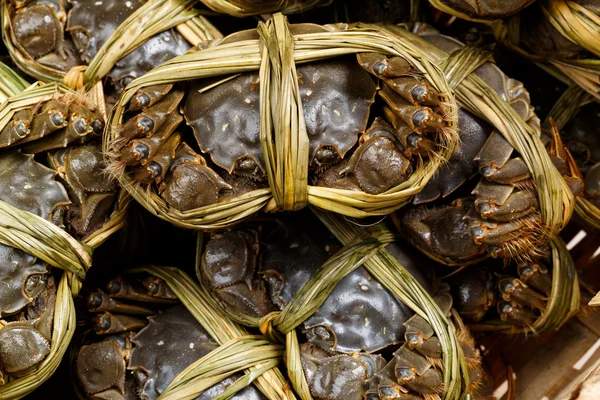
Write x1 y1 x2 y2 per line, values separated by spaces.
130 132 182 184
498 301 536 327
92 312 147 334
20 103 95 154
380 85 444 134
87 290 157 315
382 106 435 157
118 112 182 166
394 346 443 395
518 263 552 296
384 76 439 106
106 276 178 303
12 99 68 146
357 53 413 78
0 110 32 146
473 183 539 221
498 277 547 310
116 90 183 141
141 277 177 299
128 84 174 111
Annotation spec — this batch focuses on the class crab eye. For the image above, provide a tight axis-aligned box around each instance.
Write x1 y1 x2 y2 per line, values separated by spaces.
23 274 47 297
313 146 339 166
138 116 154 134
147 162 162 179
74 117 89 135
133 143 149 161
51 112 65 127
91 119 104 135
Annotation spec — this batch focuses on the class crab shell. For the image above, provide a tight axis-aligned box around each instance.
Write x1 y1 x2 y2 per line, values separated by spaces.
128 304 266 400
0 151 69 316
520 2 598 61
413 27 539 204
66 0 191 89
437 0 535 19
183 48 377 178
49 143 118 239
260 213 434 354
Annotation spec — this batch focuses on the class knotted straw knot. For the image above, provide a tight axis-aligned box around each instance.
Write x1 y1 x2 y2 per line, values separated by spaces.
63 66 88 90
259 311 284 343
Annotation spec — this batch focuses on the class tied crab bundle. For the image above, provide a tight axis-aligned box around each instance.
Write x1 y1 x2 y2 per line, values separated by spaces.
380 23 575 265
494 0 600 100
198 0 333 17
377 24 580 333
2 0 222 95
105 14 460 229
0 64 128 398
196 209 481 400
70 269 291 400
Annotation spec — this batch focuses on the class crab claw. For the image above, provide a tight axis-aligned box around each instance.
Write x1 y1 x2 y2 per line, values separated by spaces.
128 84 174 111
116 90 183 142
159 143 233 211
394 346 443 395
339 118 412 194
357 53 413 78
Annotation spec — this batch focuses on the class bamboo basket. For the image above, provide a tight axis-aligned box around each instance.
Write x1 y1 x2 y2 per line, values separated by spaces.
193 209 475 400
105 13 463 229
0 65 129 399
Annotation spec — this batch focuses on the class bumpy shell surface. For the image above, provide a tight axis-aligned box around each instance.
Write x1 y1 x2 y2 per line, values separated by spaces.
0 151 70 220
414 29 539 204
67 0 191 85
129 305 266 400
261 214 425 353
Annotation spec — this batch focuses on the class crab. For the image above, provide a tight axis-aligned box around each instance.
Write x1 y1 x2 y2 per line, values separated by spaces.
199 212 482 400
74 275 266 399
8 0 190 94
432 0 536 19
0 93 104 152
109 33 451 211
392 27 583 265
448 257 552 329
559 102 600 208
519 1 600 62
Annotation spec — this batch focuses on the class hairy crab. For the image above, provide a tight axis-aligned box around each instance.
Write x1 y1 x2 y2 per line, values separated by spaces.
7 0 190 94
560 102 600 208
199 212 481 399
394 27 581 265
448 256 553 329
0 92 118 379
74 275 266 399
107 23 453 213
430 0 536 20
